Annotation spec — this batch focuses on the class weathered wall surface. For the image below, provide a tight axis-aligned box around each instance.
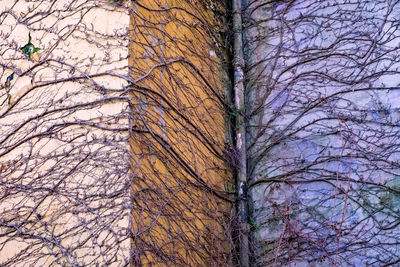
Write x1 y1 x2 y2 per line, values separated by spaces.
128 1 232 265
0 0 231 266
0 1 129 265
242 1 400 266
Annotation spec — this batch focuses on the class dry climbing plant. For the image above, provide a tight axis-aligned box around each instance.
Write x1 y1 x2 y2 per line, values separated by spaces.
0 0 234 266
242 0 400 266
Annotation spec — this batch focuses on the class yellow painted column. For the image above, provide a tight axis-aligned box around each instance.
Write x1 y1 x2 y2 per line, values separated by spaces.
129 0 232 265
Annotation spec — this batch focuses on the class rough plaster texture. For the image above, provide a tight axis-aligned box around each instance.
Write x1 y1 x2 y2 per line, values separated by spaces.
244 1 400 266
0 1 130 265
1 1 231 266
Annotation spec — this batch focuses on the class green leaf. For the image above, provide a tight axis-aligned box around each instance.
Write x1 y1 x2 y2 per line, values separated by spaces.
21 34 40 57
7 93 11 105
5 73 14 87
225 185 233 192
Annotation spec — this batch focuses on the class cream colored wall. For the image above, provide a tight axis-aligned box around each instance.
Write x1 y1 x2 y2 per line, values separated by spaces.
0 1 130 265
